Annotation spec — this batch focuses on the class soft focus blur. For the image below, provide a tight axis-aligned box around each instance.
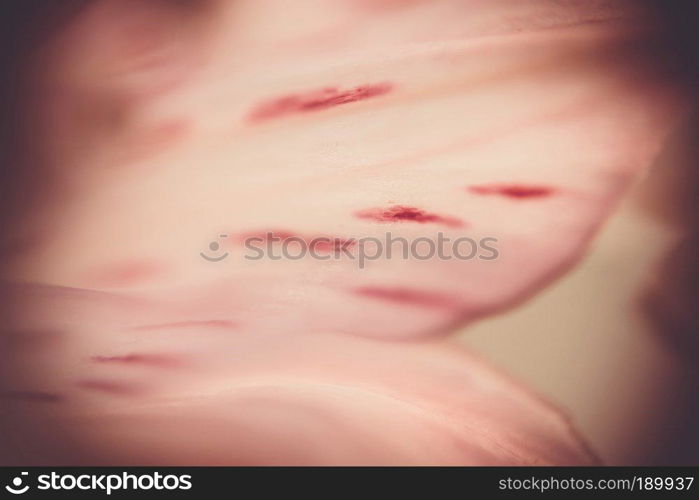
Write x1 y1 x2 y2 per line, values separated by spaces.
1 0 697 465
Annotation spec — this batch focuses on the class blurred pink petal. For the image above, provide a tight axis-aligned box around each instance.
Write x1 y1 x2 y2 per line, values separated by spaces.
0 0 690 465
16 0 687 341
2 284 595 465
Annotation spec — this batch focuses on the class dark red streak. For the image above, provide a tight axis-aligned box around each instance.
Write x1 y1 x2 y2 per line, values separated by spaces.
77 379 143 396
91 353 182 367
248 82 393 122
354 286 462 310
468 184 554 199
0 390 63 403
355 205 465 228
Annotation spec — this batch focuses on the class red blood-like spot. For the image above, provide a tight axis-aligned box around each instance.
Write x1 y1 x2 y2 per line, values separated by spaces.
354 286 462 310
0 390 64 403
91 353 182 367
468 184 554 199
248 82 393 122
355 205 465 228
